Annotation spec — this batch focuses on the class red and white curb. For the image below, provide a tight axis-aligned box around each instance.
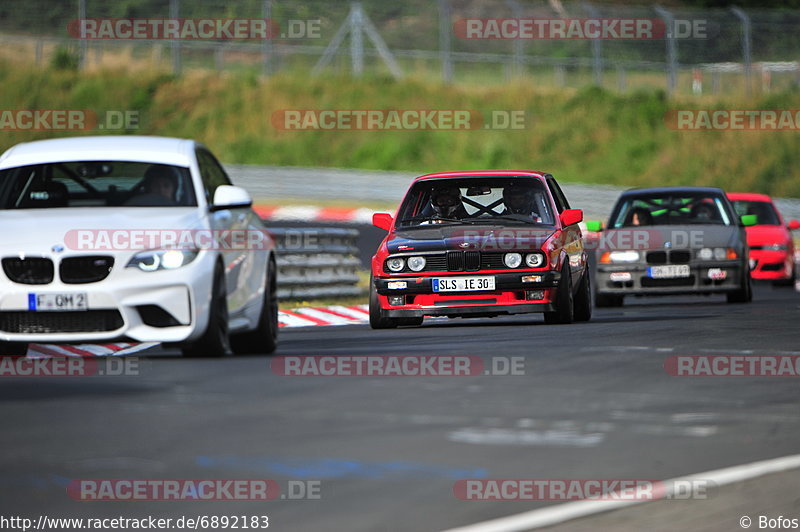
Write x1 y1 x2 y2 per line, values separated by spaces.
255 205 375 224
26 342 158 358
279 305 370 328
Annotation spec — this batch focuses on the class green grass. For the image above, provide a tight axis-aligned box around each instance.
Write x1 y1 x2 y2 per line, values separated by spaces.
1 60 800 197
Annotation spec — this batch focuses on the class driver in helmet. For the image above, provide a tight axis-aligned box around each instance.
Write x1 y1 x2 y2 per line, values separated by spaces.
502 184 541 221
425 186 468 223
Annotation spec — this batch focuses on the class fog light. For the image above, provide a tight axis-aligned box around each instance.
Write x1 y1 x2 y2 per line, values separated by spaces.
522 275 543 283
525 290 545 300
388 296 405 306
387 281 407 289
609 272 632 282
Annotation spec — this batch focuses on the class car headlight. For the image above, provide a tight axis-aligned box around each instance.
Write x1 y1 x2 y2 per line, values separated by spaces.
698 248 713 260
407 256 426 272
608 250 640 262
504 253 523 268
386 257 405 272
713 247 727 260
765 243 788 251
127 249 199 272
525 253 545 268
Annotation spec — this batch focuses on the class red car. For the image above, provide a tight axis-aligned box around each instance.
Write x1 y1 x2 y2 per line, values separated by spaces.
727 193 799 285
369 171 591 328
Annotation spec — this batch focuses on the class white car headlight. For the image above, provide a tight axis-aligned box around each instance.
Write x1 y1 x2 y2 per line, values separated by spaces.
608 250 640 262
525 253 545 268
713 247 727 260
127 249 199 272
698 248 713 260
504 253 523 268
407 256 426 272
386 257 405 272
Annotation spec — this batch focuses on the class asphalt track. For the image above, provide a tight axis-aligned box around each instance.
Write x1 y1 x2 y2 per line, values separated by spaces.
1 283 798 531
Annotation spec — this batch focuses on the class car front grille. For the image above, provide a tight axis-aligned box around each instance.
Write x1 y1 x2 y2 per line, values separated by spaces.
646 250 691 265
385 251 544 273
60 256 114 284
0 310 124 334
2 258 55 284
447 251 465 271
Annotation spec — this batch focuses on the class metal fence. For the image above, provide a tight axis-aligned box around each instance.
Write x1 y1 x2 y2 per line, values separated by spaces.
268 227 362 300
2 0 800 95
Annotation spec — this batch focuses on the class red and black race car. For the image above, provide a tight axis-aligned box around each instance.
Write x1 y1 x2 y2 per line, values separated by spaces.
369 171 591 328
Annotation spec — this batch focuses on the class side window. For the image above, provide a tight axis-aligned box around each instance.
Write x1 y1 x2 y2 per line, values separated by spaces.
196 149 231 202
546 176 570 213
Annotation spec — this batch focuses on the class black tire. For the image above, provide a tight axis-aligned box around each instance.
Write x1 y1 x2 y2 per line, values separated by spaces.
573 268 592 322
727 267 753 303
0 341 28 356
231 259 278 355
369 276 399 329
595 292 624 308
544 263 574 324
182 264 232 357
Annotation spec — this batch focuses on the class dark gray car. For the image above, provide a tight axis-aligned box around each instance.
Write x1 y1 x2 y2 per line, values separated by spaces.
589 187 752 306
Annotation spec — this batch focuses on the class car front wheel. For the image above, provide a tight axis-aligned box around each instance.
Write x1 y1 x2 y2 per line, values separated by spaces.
0 341 28 356
544 264 574 324
182 264 232 357
231 260 278 355
369 276 400 329
573 268 592 322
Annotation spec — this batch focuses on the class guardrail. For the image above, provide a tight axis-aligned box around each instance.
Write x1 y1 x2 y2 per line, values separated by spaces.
266 227 363 300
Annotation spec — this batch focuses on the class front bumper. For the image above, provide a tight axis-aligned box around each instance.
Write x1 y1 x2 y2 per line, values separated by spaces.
374 270 560 318
0 256 214 344
749 249 793 280
595 260 745 296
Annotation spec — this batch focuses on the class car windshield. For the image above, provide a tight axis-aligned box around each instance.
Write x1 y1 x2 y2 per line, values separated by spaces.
731 200 781 226
610 192 733 227
0 161 197 209
395 177 555 228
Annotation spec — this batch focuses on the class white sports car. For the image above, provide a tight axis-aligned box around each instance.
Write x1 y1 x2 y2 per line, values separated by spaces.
0 136 278 356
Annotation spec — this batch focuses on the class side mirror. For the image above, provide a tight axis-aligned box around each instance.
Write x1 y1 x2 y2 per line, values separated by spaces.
373 212 394 231
560 208 583 227
788 219 800 231
210 185 252 211
740 214 757 227
584 220 604 232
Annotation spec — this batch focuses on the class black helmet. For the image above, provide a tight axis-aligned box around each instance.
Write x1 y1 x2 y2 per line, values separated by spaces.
431 186 462 218
503 184 532 215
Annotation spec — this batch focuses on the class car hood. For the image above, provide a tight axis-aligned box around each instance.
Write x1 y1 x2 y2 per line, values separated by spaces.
0 207 205 254
745 225 791 247
600 224 743 251
387 225 557 253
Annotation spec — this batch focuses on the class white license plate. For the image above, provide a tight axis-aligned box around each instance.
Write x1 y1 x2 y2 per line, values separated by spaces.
432 277 495 292
647 265 690 279
28 293 88 311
